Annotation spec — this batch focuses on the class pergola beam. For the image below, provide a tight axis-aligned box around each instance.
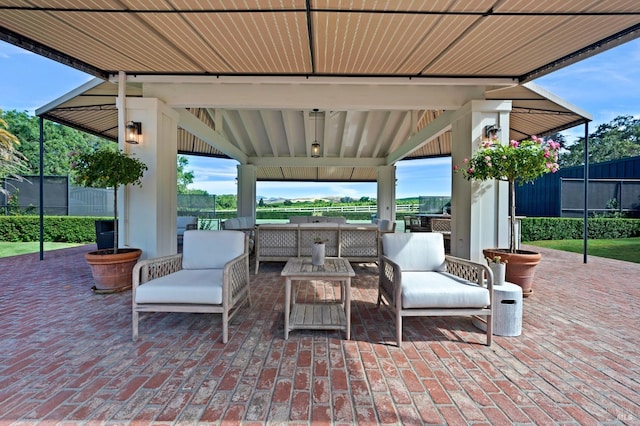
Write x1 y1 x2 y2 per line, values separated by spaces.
386 110 455 164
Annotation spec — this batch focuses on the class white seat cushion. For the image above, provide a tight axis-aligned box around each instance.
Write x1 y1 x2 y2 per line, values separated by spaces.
135 269 223 304
401 271 490 308
182 230 245 269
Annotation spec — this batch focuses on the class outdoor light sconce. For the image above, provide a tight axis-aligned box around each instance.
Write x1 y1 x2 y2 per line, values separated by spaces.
125 121 142 144
311 109 321 158
484 124 500 139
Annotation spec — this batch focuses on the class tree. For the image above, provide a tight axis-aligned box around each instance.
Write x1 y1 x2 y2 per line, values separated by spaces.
216 194 237 210
177 155 194 193
559 115 640 166
1 109 111 176
3 111 202 195
258 198 265 207
71 147 147 252
0 110 30 196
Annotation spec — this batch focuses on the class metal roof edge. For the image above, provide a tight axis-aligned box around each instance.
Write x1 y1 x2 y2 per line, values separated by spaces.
35 77 107 116
522 82 593 121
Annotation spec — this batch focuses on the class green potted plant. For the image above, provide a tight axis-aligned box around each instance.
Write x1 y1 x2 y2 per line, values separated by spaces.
455 135 560 296
71 147 148 293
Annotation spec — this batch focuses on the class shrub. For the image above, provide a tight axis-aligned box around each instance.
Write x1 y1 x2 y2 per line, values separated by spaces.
521 217 640 242
0 216 108 243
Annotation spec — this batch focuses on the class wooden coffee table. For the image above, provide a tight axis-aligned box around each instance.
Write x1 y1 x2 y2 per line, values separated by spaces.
281 257 355 339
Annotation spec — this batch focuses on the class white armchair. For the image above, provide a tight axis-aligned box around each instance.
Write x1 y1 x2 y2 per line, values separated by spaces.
378 232 493 346
132 230 251 343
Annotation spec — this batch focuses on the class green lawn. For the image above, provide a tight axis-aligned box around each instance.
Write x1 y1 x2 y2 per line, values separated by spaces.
0 242 86 258
525 238 640 264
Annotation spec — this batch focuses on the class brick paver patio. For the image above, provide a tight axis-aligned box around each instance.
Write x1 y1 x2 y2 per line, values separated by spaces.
0 243 638 424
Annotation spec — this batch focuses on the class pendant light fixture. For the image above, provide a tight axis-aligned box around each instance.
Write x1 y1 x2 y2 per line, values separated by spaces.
311 109 320 158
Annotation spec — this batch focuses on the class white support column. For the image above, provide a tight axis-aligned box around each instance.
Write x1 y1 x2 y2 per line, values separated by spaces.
237 165 256 224
118 97 179 259
377 165 396 223
450 100 511 262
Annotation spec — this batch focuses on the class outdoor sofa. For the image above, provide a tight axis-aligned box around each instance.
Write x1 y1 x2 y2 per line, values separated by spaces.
254 223 379 273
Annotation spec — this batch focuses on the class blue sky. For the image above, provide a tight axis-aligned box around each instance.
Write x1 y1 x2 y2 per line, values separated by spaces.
1 39 639 200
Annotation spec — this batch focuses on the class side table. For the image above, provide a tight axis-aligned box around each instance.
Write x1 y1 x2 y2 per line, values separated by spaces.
473 282 522 337
281 257 355 339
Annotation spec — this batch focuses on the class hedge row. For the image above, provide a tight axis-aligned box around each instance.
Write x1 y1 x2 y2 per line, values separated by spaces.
2 215 638 243
0 213 377 243
0 216 108 243
520 217 640 241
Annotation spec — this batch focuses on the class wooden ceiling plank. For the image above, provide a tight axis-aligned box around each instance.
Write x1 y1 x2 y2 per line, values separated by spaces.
177 108 247 163
259 110 281 157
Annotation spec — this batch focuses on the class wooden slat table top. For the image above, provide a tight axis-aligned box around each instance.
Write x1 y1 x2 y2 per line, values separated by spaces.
281 257 355 278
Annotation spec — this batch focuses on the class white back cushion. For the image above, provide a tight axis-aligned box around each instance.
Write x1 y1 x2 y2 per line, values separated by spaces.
224 218 240 230
177 216 197 229
300 222 339 228
238 217 252 228
182 230 245 269
382 233 445 271
289 216 307 224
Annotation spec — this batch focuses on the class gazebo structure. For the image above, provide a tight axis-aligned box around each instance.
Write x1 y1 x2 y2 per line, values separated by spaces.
2 2 637 261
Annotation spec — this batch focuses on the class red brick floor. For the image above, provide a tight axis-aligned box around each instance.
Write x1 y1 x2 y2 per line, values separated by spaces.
0 244 638 424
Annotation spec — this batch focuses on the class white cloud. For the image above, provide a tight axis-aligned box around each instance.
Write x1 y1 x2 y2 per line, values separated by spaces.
0 42 34 59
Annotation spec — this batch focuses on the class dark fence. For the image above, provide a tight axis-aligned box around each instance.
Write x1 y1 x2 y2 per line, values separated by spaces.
177 194 217 217
2 176 219 218
1 176 71 215
418 196 451 214
516 156 640 218
561 179 640 217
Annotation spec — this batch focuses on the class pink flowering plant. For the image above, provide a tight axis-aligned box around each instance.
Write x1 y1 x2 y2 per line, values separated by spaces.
454 135 560 252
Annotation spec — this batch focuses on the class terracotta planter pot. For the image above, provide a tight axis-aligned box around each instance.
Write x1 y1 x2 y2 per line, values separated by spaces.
84 248 142 294
483 248 542 297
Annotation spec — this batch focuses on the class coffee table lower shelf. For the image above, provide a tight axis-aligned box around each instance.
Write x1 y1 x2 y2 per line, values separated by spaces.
288 303 347 334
